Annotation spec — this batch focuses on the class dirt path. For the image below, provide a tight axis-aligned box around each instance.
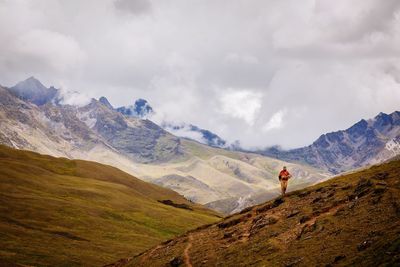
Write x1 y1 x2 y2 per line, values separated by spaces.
184 234 194 267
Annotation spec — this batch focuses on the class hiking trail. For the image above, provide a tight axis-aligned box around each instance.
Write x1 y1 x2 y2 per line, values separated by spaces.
184 234 194 267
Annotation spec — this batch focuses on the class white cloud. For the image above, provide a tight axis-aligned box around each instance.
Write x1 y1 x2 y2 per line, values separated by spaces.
225 53 259 65
13 29 86 73
163 124 207 144
263 109 287 132
114 0 152 15
218 89 262 126
56 89 91 107
1 0 400 148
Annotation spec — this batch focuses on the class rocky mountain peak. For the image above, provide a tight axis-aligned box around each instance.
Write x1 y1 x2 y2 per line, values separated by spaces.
134 98 153 113
99 96 113 109
392 110 400 121
373 112 394 133
347 119 368 137
313 134 329 148
9 76 57 106
131 98 153 117
13 76 47 92
116 98 154 118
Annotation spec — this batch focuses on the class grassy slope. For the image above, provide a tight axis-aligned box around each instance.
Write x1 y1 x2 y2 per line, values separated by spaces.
122 158 400 266
0 145 221 266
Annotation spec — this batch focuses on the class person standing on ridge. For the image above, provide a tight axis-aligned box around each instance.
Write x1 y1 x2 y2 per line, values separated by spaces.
278 166 292 196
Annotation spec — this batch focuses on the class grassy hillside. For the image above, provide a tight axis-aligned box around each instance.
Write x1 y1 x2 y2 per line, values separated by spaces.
0 145 220 266
115 158 400 266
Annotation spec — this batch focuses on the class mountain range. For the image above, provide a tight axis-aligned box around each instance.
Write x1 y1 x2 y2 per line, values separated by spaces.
0 77 329 214
100 83 400 174
1 77 399 214
259 111 400 174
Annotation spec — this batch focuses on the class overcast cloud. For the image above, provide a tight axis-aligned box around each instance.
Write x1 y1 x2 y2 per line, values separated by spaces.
1 0 400 149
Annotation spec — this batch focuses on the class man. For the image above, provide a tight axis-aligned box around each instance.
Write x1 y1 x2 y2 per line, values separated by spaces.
278 166 292 196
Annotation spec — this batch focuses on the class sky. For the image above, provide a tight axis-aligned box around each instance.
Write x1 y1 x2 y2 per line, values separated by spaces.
1 0 400 149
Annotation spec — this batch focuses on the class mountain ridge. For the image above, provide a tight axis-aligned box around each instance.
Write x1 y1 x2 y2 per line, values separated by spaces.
258 111 400 174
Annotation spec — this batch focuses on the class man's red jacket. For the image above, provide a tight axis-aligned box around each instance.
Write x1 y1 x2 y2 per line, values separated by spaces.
279 170 291 180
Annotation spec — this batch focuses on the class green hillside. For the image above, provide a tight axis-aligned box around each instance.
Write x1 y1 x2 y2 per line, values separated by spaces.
0 145 220 266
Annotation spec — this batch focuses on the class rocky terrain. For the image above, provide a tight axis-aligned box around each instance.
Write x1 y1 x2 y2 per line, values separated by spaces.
2 80 183 164
116 98 154 118
260 111 400 174
109 158 400 267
